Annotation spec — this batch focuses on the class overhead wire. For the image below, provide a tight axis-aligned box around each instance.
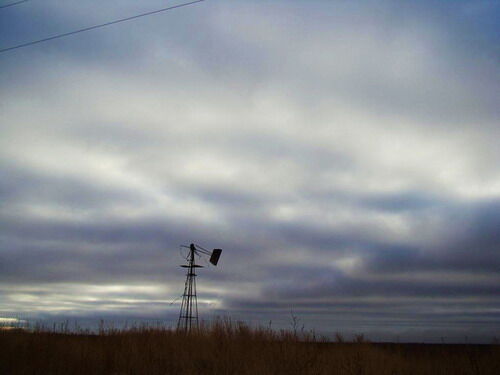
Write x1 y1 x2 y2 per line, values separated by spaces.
0 0 205 54
0 0 29 10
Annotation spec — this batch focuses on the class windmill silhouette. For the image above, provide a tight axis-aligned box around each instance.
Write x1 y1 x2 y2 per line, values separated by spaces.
177 243 222 332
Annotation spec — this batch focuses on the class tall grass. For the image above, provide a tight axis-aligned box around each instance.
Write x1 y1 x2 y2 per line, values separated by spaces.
1 318 498 374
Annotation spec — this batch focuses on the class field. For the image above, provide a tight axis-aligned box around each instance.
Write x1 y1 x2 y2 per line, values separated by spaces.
1 320 498 375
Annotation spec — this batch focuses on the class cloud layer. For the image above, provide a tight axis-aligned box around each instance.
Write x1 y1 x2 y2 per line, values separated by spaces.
1 0 499 342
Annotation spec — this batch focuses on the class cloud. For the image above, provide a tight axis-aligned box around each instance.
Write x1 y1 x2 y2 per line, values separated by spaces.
0 0 499 342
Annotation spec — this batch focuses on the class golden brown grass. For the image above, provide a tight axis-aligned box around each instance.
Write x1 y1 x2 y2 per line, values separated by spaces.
1 319 498 374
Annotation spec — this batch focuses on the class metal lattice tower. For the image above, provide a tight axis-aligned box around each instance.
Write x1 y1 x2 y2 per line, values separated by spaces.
177 244 201 332
176 243 222 333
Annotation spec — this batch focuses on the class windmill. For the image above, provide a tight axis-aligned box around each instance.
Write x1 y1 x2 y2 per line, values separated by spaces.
177 243 222 332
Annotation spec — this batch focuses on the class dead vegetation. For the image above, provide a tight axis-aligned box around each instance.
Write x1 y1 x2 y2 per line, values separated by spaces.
0 319 498 375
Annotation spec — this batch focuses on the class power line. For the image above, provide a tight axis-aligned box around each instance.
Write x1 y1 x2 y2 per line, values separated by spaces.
0 0 205 54
0 0 29 10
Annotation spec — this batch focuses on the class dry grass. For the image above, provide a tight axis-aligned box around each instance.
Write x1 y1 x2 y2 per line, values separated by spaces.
1 319 498 375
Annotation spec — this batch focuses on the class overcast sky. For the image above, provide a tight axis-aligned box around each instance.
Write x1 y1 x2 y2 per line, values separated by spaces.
1 0 499 343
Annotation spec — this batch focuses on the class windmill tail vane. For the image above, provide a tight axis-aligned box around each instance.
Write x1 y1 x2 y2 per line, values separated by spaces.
177 243 222 332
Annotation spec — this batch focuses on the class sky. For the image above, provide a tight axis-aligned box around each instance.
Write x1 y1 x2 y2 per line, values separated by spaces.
1 0 499 343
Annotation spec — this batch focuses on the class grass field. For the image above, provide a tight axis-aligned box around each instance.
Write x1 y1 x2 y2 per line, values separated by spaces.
1 320 498 374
